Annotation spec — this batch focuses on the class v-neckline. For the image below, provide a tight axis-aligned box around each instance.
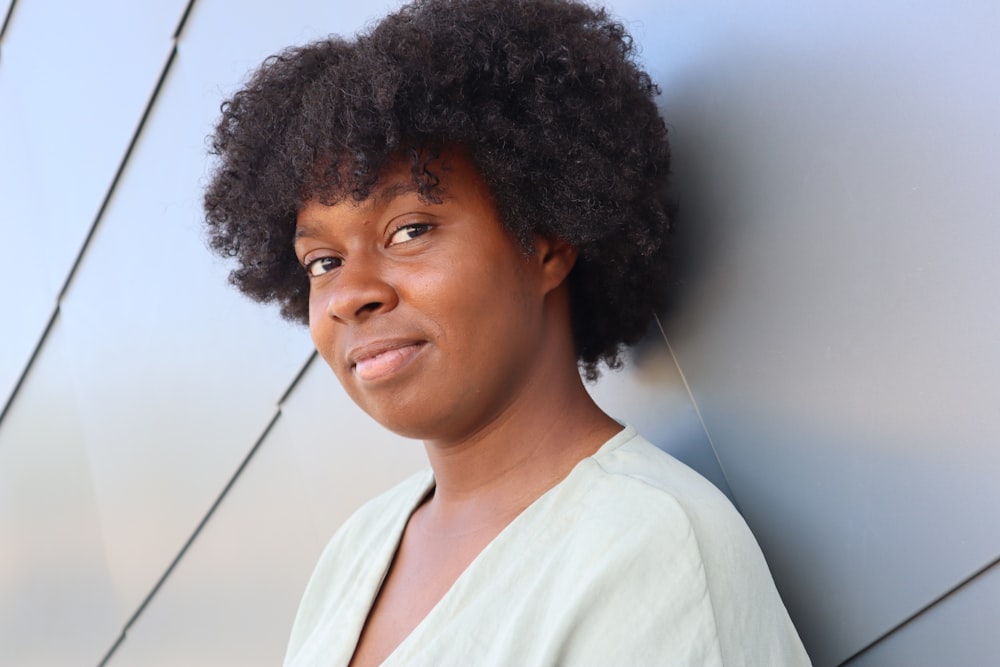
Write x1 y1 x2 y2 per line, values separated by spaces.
352 425 634 664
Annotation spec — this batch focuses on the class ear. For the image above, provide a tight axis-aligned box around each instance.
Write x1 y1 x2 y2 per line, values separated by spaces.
533 235 578 295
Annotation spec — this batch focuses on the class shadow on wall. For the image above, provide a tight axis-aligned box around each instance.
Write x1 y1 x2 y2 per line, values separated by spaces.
654 18 1000 667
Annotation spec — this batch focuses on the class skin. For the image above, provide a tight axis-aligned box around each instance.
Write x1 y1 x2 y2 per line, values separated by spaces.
294 150 621 666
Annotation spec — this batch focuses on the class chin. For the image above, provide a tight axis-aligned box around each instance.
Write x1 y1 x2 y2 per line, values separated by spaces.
371 420 442 443
358 402 440 441
363 402 479 444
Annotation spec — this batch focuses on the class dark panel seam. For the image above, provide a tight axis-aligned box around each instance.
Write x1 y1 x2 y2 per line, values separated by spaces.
1 44 181 439
0 305 59 426
0 0 17 43
279 350 319 406
95 408 284 666
172 0 196 40
836 553 1000 666
57 44 179 303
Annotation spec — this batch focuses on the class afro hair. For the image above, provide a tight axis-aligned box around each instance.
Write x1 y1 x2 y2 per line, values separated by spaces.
204 0 672 380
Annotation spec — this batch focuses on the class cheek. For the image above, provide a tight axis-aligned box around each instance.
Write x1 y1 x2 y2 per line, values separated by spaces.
437 261 540 351
310 321 356 397
412 265 494 341
307 300 325 347
307 297 342 370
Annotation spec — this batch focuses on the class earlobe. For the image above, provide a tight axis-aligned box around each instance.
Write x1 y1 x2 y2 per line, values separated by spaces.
534 236 578 294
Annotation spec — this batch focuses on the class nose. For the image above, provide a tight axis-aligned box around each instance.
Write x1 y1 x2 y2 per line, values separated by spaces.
323 254 399 322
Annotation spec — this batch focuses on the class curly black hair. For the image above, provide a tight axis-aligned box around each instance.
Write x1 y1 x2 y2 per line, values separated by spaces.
204 0 672 380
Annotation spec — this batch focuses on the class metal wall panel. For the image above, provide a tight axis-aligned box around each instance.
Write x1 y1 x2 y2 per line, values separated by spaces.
0 1 14 36
99 412 322 667
586 331 732 501
0 135 51 408
278 358 429 543
844 560 1000 667
55 51 312 618
102 356 428 666
639 1 1000 663
0 317 121 667
0 0 186 409
177 0 399 95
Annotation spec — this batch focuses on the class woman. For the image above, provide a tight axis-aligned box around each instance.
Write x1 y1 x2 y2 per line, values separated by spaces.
204 0 810 664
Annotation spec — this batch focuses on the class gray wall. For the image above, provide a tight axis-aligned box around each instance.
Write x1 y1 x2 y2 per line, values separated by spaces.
1 0 997 665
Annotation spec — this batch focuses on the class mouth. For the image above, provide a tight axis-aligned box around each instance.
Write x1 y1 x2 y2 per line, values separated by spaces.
349 341 426 382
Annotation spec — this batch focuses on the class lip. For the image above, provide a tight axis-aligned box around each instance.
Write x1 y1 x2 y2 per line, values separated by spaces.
347 339 427 382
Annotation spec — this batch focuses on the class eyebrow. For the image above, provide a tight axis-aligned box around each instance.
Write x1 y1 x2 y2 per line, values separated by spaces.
293 180 430 241
373 181 422 207
293 223 321 242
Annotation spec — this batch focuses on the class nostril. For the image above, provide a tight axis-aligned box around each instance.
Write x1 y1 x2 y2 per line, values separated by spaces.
357 301 383 315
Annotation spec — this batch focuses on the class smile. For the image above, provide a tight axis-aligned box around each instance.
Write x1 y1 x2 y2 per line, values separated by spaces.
350 341 426 382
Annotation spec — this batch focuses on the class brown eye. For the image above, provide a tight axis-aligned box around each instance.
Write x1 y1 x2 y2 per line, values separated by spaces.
305 256 342 277
388 223 432 246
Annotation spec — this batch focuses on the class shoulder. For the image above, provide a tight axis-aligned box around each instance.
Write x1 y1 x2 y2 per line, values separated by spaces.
565 427 811 666
579 427 749 548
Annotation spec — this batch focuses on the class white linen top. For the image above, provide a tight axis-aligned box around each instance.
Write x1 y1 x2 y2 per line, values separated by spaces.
285 426 811 666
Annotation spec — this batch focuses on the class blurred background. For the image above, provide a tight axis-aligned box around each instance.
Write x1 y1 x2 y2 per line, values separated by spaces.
1 0 998 665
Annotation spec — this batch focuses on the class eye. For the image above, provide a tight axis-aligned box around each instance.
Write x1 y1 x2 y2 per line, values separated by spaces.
388 223 432 246
304 256 342 278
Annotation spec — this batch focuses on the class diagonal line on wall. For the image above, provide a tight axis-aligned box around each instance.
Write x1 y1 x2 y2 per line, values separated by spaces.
56 44 178 304
172 0 196 40
653 312 738 508
0 0 17 44
0 17 187 434
279 350 318 405
95 407 285 666
835 553 1000 666
0 307 59 426
95 346 318 666
0 44 177 422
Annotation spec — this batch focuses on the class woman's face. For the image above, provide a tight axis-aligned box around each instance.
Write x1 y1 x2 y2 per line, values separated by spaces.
294 151 569 444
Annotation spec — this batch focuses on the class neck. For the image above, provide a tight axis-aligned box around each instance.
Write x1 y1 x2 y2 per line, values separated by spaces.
415 278 623 527
420 357 621 525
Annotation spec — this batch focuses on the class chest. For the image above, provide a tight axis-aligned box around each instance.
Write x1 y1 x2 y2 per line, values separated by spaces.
348 521 500 666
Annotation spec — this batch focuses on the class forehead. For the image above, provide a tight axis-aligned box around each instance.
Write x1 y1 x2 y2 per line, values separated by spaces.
295 149 494 229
